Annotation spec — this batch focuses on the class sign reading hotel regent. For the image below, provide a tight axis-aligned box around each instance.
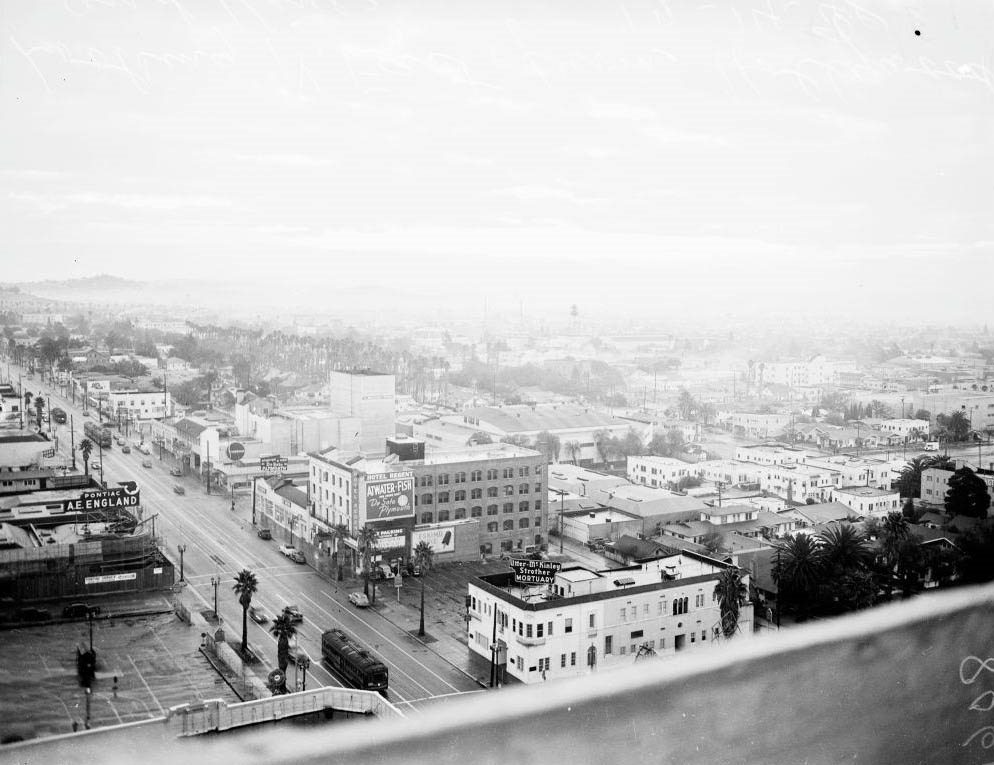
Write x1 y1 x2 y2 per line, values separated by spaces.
61 483 140 513
365 471 415 522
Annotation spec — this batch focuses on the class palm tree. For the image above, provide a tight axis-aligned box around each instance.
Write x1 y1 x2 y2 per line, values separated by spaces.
414 540 435 637
896 455 934 499
270 609 297 678
357 525 379 603
713 567 747 638
33 395 45 429
947 410 971 442
772 534 823 620
818 523 873 574
232 569 259 654
879 512 911 570
79 438 93 475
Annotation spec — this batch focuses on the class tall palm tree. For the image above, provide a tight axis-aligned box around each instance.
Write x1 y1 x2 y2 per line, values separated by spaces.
896 455 933 499
357 525 379 603
232 569 259 654
414 540 435 637
879 512 911 570
818 523 873 574
79 438 93 475
713 567 747 638
270 609 297 678
33 395 45 430
772 534 823 620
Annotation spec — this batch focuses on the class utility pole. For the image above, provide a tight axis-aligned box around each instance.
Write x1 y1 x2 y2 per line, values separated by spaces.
177 544 187 582
205 442 210 496
70 414 76 471
489 604 498 688
559 489 566 554
251 476 258 526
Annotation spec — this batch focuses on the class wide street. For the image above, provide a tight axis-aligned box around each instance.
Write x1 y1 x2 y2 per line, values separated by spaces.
25 370 484 714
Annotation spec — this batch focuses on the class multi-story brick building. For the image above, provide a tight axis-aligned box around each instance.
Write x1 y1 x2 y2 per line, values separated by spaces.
467 552 753 685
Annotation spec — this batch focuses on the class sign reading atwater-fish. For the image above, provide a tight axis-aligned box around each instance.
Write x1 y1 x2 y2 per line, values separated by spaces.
365 471 414 521
61 483 141 513
510 559 562 586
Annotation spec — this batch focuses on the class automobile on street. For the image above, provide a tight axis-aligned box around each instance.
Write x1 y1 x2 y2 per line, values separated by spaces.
248 605 270 624
256 528 272 540
173 486 185 495
283 605 303 623
348 592 370 608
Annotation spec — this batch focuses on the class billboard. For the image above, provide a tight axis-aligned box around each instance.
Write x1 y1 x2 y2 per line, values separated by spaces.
62 483 141 513
510 559 563 586
260 455 288 473
374 528 407 551
411 525 456 554
365 472 414 522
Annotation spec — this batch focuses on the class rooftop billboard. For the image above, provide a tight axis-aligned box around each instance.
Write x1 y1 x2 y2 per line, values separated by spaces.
365 471 414 522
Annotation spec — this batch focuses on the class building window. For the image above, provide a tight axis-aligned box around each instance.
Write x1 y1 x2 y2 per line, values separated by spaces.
438 510 450 522
455 507 467 520
438 473 449 485
631 630 643 639
487 522 498 533
620 646 626 656
519 518 529 528
502 467 512 479
605 636 613 655
503 520 514 531
421 512 433 523
504 485 514 496
519 483 529 494
455 472 466 483
503 502 514 513
535 517 542 528
589 614 595 628
571 652 577 666
419 475 433 487
487 504 498 515
519 466 530 477
534 483 542 493
565 618 573 634
535 500 542 510
481 543 492 555
487 486 498 497
421 494 433 505
536 623 543 638
486 468 497 480
561 654 567 668
472 470 484 482
470 506 481 518
455 490 467 501
619 607 627 622
519 501 529 512
471 488 483 500
438 492 449 503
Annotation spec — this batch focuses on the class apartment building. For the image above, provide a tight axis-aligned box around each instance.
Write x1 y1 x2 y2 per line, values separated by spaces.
830 486 901 518
758 464 839 503
627 456 694 488
692 459 762 487
733 443 819 466
467 552 753 685
921 464 994 506
802 455 893 490
309 442 548 565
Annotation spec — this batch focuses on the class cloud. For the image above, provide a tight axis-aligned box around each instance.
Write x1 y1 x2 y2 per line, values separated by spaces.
587 101 658 122
8 191 231 213
233 153 338 168
494 185 602 206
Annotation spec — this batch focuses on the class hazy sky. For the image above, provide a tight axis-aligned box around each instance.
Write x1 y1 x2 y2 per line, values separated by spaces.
2 0 993 321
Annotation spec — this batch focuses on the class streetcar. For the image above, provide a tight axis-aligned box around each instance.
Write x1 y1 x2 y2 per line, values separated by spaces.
83 420 113 448
320 628 389 694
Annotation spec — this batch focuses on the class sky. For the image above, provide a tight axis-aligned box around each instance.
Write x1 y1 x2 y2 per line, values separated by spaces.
1 0 993 323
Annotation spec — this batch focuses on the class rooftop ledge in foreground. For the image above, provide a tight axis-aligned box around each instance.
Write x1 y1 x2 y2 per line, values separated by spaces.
7 582 994 765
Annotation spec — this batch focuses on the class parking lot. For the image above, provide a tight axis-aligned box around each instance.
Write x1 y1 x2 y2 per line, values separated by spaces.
0 608 239 743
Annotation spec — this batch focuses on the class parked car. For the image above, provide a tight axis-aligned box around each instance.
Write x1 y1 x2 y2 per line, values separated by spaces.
63 603 100 619
283 605 303 623
256 528 272 540
173 486 185 495
279 545 305 564
248 605 270 624
121 445 131 454
90 460 100 471
81 411 91 418
142 460 153 468
169 467 182 477
348 592 370 608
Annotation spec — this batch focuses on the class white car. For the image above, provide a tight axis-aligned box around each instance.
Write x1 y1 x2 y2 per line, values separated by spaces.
348 592 370 608
279 545 306 564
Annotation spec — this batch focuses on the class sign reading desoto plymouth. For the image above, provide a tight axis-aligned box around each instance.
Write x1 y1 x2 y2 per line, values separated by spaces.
365 472 414 521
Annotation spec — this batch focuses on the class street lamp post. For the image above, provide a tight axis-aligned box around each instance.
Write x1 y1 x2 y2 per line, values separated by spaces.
177 544 187 582
210 575 220 620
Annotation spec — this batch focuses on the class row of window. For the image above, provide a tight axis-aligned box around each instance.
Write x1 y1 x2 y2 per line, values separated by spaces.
419 466 536 486
415 484 541 505
484 518 541 532
605 632 707 654
418 501 539 524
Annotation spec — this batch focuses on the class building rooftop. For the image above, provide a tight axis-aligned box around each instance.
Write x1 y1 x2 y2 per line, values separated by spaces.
834 486 895 497
457 404 626 433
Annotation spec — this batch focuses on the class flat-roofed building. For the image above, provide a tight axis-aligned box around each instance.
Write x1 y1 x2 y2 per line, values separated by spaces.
548 463 629 497
467 552 753 684
734 443 820 466
627 456 694 488
830 485 901 518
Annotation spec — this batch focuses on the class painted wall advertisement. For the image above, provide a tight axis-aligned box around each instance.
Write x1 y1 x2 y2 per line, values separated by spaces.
365 471 414 522
375 528 407 551
411 525 457 554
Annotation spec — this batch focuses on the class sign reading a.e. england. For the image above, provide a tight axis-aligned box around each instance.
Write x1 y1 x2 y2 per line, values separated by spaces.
412 525 456 554
260 455 288 473
62 483 140 513
365 472 414 521
510 559 563 586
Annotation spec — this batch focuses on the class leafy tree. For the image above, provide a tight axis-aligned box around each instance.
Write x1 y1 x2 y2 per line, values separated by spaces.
902 498 922 522
501 434 531 448
357 526 379 603
665 428 685 455
593 429 613 464
893 537 928 598
944 466 991 518
563 440 582 464
947 410 971 442
713 567 747 638
676 476 702 491
618 429 645 458
232 569 259 654
699 532 725 555
33 395 45 429
646 433 671 457
269 609 297 679
912 409 930 421
676 388 696 420
413 540 435 637
533 431 561 463
79 438 93 475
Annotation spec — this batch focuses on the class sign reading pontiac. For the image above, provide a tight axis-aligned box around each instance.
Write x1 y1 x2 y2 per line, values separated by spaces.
62 484 141 513
510 559 562 586
365 471 414 522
